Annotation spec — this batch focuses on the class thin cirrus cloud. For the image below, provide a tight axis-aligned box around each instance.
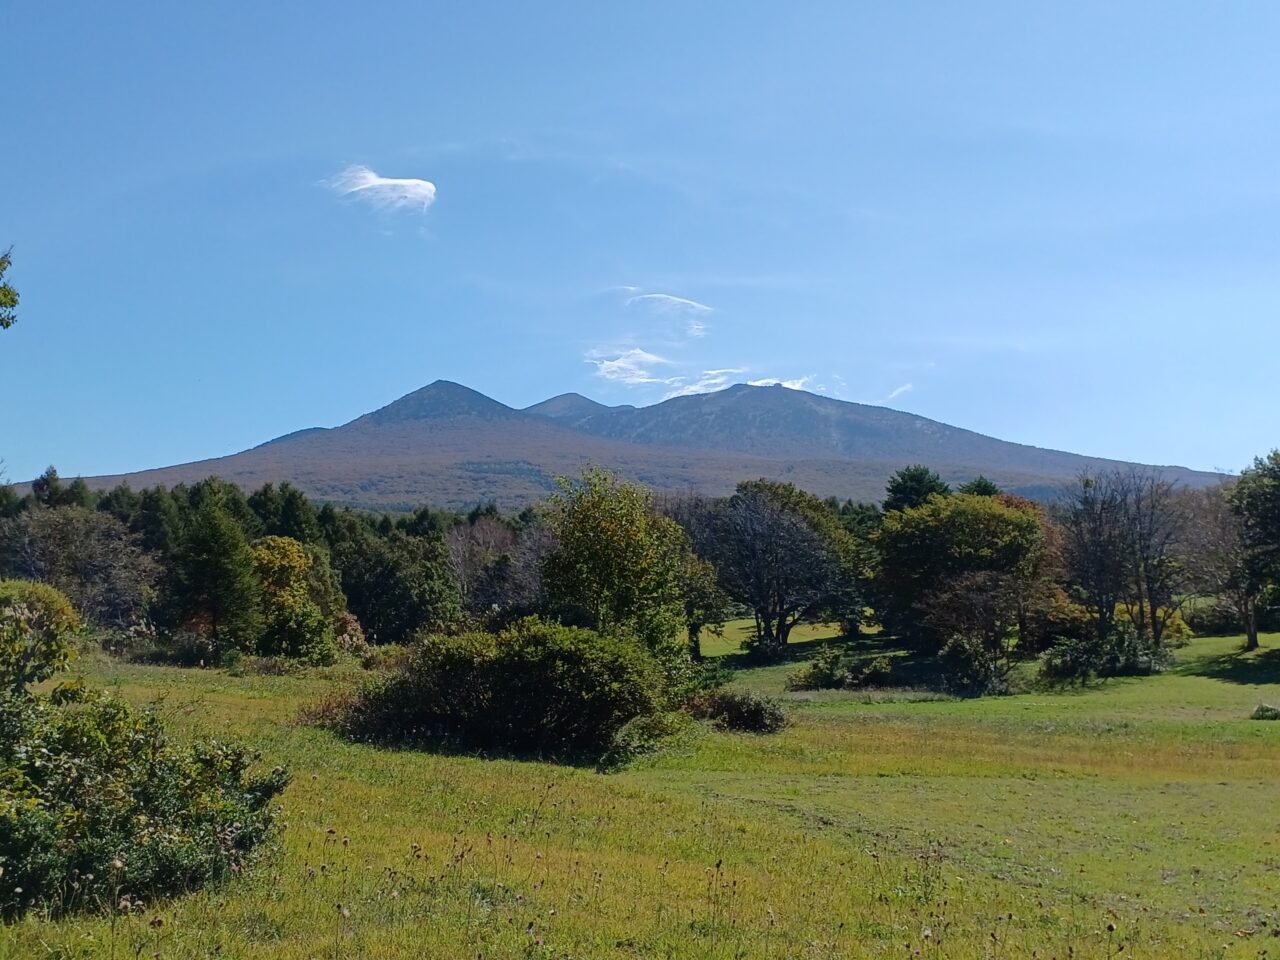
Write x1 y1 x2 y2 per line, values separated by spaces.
887 383 914 400
664 367 747 399
748 376 812 390
625 292 713 314
327 164 437 213
625 291 712 338
585 347 679 386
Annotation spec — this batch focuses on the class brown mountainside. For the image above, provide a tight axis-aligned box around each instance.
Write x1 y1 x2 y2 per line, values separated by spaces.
79 380 1221 510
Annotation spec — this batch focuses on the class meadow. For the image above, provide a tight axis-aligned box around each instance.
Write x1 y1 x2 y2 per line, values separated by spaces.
3 626 1278 960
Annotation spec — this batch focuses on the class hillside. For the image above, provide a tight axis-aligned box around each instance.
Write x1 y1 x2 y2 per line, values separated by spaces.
78 380 1221 509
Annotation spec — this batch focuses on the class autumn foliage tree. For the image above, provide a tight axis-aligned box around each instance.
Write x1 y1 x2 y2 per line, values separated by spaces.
541 469 697 659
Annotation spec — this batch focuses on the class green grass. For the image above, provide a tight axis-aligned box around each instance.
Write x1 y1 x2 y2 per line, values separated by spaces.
4 627 1279 959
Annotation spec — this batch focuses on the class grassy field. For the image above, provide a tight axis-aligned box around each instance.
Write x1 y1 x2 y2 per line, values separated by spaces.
4 626 1279 959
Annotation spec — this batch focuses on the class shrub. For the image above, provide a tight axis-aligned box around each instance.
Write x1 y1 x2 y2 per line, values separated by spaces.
318 617 670 760
0 587 81 694
786 650 895 692
359 642 412 672
601 711 691 768
857 655 894 687
1250 703 1280 721
687 689 788 733
1183 602 1240 637
786 647 850 691
939 634 1004 695
0 579 81 634
1040 623 1172 684
0 689 288 918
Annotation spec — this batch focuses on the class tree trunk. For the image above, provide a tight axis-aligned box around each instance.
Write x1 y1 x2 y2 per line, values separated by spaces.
1244 599 1260 652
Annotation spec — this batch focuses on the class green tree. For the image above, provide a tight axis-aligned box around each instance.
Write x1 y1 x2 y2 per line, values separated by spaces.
699 480 864 661
251 535 336 663
542 468 693 658
883 465 951 513
1228 450 1280 647
958 476 1001 497
328 517 458 644
173 495 262 655
0 247 18 330
1185 484 1266 651
876 492 1048 650
249 482 321 543
132 486 183 555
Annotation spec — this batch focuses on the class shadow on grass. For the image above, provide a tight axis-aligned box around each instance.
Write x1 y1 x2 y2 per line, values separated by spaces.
715 629 954 691
1176 646 1280 686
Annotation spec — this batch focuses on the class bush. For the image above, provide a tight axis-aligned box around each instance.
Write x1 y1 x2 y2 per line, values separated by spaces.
1251 703 1280 721
0 586 81 693
786 647 850 691
0 689 288 918
687 689 788 733
856 655 894 687
316 617 671 761
786 650 895 692
601 711 691 768
0 580 81 635
1183 602 1242 637
1040 623 1172 684
939 634 1004 695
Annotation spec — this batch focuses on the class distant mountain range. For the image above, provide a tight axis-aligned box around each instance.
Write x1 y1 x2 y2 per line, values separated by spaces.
78 381 1221 510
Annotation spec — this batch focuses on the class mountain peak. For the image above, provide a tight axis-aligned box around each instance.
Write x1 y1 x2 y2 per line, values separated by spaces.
524 392 633 424
351 380 516 426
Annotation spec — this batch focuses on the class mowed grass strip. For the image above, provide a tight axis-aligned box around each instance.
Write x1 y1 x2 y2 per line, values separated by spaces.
3 632 1278 958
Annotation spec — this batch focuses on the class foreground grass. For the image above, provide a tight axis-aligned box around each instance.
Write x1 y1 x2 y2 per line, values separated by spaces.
3 631 1279 958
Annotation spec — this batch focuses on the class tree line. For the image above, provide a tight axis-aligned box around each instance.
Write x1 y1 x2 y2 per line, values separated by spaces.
2 451 1278 689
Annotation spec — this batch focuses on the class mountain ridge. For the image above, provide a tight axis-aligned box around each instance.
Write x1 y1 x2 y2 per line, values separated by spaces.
69 380 1222 510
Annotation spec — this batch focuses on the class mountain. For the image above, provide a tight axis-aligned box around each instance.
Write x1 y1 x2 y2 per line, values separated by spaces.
76 380 1221 510
523 393 634 426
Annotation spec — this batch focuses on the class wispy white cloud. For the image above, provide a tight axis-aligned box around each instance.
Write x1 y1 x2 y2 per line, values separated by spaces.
887 382 914 400
327 164 437 213
586 347 679 386
748 376 812 390
625 291 713 338
625 292 713 314
663 367 747 399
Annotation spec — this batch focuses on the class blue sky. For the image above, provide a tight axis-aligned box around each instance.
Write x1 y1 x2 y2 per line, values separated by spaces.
3 2 1279 481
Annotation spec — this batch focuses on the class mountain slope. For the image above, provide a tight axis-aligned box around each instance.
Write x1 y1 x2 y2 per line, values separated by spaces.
77 380 1221 510
557 383 1202 478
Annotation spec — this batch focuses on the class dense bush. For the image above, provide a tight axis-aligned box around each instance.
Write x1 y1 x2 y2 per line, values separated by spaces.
0 598 288 919
315 617 670 760
786 649 895 692
687 689 788 733
0 579 81 634
786 647 848 691
0 689 288 918
939 634 1005 695
1040 623 1172 684
0 583 81 693
1182 602 1238 637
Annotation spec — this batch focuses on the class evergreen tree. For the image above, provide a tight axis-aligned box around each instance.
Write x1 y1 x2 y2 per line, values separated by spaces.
174 496 262 655
277 483 321 543
883 465 951 513
957 476 1001 497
